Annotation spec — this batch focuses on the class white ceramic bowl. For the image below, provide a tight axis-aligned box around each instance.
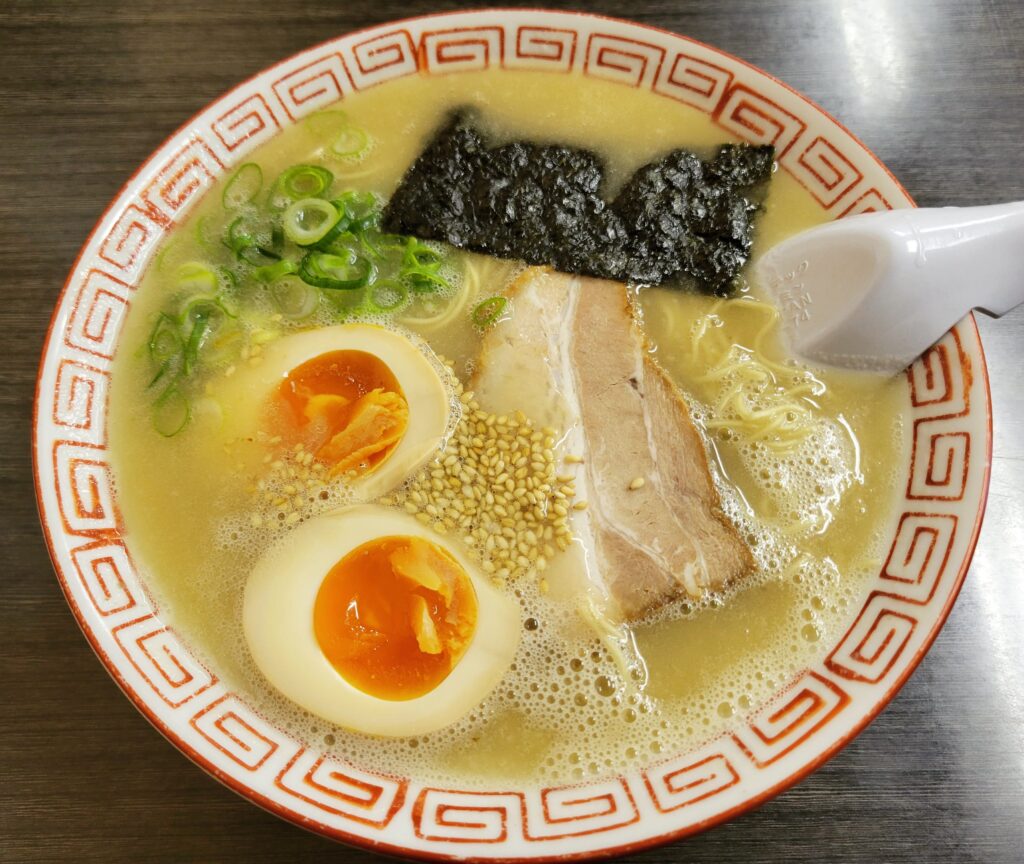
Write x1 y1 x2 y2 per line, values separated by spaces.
33 10 991 860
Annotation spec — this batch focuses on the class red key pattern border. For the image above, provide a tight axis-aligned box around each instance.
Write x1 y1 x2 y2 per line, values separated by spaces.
36 13 986 857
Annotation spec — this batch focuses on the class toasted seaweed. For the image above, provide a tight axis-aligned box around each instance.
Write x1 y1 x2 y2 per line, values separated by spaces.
382 112 774 296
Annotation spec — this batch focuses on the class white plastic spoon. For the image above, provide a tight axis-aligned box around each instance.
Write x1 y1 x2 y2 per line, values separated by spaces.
754 201 1024 374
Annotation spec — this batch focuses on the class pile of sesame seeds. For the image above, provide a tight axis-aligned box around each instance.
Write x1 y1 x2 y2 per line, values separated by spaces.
246 437 340 530
381 383 585 589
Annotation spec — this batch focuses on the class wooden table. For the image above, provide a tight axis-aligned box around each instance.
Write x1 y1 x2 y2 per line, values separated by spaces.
3 1 1022 861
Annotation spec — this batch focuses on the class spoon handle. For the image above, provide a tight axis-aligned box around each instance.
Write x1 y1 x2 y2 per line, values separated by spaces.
891 201 1024 318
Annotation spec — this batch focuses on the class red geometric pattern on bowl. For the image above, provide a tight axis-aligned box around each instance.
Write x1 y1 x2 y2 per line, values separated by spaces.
421 26 506 75
275 749 408 828
98 204 166 283
212 93 281 156
272 53 353 121
508 26 577 72
140 138 225 222
585 33 665 89
654 51 733 112
33 10 991 861
349 30 419 88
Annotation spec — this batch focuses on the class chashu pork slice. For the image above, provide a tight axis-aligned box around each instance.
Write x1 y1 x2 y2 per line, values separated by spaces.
472 268 754 621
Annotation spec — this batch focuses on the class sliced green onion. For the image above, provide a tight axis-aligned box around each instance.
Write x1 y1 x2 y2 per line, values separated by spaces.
154 239 181 274
403 238 443 270
148 313 182 363
365 279 409 313
213 292 239 318
309 222 354 253
374 232 410 258
299 249 372 291
237 245 281 266
179 298 232 374
152 388 190 437
278 165 333 200
358 230 385 261
222 163 263 210
472 295 510 329
225 215 258 253
253 259 299 283
177 261 219 293
331 125 370 160
304 110 349 139
336 190 379 232
406 268 451 294
270 276 320 320
181 295 233 326
217 266 239 289
182 309 212 375
282 198 340 245
195 214 220 253
148 356 181 391
303 110 371 161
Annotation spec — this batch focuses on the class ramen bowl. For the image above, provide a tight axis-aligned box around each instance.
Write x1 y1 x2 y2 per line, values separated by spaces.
33 9 990 860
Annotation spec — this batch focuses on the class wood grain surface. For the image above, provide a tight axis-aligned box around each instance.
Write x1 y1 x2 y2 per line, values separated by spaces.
3 1 1023 861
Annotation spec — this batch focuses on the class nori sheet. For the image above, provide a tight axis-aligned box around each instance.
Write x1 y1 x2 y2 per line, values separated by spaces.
382 112 774 295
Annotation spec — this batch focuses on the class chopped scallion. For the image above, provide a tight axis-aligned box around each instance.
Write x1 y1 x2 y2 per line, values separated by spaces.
152 387 190 438
278 164 333 200
253 258 299 283
299 249 373 291
366 279 409 313
182 309 212 375
270 276 320 319
282 198 340 245
225 215 258 253
331 125 370 160
403 238 443 270
406 268 451 293
195 214 220 254
304 110 348 139
148 312 182 363
147 356 180 392
237 244 282 266
304 110 371 161
336 190 379 232
472 295 510 329
177 261 219 293
222 163 263 210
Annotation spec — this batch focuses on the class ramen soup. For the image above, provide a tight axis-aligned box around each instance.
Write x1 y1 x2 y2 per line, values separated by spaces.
108 70 908 785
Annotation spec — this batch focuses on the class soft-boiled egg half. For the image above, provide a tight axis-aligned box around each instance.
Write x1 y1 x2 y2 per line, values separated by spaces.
222 324 451 498
243 506 521 737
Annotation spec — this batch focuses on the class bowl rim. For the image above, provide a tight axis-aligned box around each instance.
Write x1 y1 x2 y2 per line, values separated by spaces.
32 8 993 861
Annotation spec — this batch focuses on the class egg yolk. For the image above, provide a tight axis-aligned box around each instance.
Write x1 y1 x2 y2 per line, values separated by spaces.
313 536 478 701
274 350 409 478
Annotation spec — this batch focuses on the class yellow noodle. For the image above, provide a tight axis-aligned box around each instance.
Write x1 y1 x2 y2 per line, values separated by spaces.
686 299 820 452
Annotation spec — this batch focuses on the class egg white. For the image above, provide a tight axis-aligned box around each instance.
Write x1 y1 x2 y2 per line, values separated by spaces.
220 324 452 498
242 505 522 737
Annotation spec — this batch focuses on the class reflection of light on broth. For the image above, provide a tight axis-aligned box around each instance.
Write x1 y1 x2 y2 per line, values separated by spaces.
108 69 908 784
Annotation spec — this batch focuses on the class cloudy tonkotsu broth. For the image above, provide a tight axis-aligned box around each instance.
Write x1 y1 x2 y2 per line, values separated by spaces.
108 70 908 785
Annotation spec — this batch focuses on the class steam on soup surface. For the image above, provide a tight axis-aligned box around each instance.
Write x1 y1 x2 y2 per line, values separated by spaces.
108 70 908 785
